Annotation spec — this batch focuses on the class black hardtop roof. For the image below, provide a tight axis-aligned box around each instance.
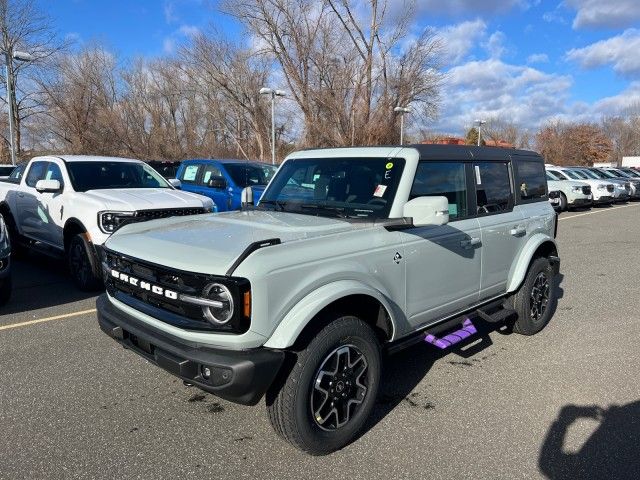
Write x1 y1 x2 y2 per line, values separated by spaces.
410 144 541 162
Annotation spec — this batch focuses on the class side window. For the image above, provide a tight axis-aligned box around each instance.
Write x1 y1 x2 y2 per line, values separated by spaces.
25 162 48 188
410 162 467 220
474 162 512 215
8 164 25 184
180 164 200 184
551 170 568 180
516 160 547 201
45 163 64 188
200 164 223 186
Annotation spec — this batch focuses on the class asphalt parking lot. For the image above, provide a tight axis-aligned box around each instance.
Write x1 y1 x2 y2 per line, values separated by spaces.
1 203 639 480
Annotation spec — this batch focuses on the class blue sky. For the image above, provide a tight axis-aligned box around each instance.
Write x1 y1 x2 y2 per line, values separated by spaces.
37 0 640 135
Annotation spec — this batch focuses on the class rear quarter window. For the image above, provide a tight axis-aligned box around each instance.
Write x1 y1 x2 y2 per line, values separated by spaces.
516 159 547 202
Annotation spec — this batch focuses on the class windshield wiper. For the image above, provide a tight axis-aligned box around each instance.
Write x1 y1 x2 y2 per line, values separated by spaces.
299 203 350 218
258 199 287 211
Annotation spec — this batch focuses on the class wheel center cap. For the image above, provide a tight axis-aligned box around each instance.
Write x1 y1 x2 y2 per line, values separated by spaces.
335 381 345 393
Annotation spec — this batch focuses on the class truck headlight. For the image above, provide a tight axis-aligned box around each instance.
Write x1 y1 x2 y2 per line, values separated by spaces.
98 211 136 234
201 282 234 324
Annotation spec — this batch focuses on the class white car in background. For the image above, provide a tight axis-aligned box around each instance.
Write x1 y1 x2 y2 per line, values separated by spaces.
600 167 640 199
574 167 630 202
545 169 592 211
546 167 615 205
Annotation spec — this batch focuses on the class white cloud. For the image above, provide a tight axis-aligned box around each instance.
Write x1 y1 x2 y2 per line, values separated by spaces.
437 20 486 65
565 0 640 29
416 0 527 16
431 59 574 133
482 31 507 59
591 82 640 115
542 10 567 24
566 29 640 77
178 25 200 37
163 37 176 54
163 1 178 23
527 53 549 64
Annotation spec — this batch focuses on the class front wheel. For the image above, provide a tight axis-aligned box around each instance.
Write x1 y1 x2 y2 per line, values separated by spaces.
511 256 556 335
559 193 568 211
266 316 381 455
67 234 102 291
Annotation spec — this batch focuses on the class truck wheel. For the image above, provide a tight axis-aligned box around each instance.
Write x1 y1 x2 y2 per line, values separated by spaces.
1 211 27 257
559 193 568 211
512 256 556 335
266 316 381 455
67 234 102 291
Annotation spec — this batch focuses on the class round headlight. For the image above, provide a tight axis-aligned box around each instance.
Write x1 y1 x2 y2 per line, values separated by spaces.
202 283 234 324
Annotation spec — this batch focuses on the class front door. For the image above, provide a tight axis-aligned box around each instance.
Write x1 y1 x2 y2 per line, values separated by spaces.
401 161 482 328
16 161 48 240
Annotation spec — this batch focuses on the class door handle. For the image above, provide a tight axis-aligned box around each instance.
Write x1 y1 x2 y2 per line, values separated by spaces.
510 226 527 236
460 237 481 249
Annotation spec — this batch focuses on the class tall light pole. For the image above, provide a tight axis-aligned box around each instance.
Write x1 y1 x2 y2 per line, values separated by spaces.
475 119 486 147
5 50 34 166
394 106 411 145
259 87 286 165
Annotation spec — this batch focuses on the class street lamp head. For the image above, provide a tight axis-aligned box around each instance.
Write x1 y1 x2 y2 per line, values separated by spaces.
394 106 411 114
259 87 272 95
274 89 287 97
475 119 486 125
13 51 34 62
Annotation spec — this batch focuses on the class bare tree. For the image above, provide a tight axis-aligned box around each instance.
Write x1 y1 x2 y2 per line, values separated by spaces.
0 0 67 161
536 120 612 166
222 0 443 149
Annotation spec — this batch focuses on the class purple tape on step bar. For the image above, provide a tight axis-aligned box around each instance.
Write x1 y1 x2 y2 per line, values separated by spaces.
424 318 477 349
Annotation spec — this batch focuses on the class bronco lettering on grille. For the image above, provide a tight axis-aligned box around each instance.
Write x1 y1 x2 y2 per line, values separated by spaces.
111 269 178 300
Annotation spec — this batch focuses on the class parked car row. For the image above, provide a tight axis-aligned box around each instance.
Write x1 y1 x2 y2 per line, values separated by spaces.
545 164 640 211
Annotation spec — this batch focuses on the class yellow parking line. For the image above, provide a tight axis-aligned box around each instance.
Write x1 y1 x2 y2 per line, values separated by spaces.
559 202 640 221
0 309 97 332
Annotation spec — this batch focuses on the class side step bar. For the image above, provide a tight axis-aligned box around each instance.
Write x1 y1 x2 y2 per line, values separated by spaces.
424 318 476 349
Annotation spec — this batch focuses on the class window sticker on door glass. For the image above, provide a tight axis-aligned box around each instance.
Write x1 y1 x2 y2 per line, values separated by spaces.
183 165 198 181
203 171 212 183
449 204 458 216
373 184 387 197
475 165 482 185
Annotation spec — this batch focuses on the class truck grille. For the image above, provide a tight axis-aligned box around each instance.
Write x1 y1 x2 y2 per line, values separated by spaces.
102 250 249 332
607 185 614 193
581 186 591 195
134 207 206 222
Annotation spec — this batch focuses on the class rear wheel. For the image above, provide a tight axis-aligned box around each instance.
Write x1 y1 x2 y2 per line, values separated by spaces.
511 256 556 335
0 272 11 306
67 234 102 291
266 316 381 455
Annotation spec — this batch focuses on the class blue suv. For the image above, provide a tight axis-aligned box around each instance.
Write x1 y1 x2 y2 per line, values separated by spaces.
175 159 277 212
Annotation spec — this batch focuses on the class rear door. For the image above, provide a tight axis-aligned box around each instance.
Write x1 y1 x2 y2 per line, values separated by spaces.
474 161 525 299
401 161 482 327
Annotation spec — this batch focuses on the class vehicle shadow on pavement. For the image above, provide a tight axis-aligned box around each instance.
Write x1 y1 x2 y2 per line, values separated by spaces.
0 253 99 317
538 401 640 480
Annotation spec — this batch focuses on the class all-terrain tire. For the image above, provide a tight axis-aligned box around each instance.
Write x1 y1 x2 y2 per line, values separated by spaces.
266 316 381 455
512 256 556 335
559 193 568 211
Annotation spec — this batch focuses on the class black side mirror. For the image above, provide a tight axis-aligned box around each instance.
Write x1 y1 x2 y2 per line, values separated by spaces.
208 176 227 189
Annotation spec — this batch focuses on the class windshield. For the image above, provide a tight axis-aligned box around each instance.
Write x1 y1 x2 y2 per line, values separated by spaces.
259 157 405 219
596 169 617 179
606 169 626 178
577 169 599 179
622 169 640 178
225 163 277 188
66 161 170 192
565 169 586 180
546 171 560 181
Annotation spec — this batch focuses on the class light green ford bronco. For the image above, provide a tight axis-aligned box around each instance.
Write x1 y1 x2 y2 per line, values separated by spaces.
97 145 560 454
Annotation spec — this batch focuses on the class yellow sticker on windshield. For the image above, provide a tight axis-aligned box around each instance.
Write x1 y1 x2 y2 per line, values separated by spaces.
386 162 394 169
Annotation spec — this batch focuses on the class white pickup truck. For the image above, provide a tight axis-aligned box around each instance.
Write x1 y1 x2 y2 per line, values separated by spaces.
0 155 215 290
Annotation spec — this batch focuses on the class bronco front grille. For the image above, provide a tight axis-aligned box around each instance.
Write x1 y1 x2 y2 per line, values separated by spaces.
102 250 250 333
581 186 591 195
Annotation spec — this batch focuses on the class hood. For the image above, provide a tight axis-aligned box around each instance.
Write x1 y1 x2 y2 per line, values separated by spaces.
547 179 588 188
83 188 210 211
105 210 357 275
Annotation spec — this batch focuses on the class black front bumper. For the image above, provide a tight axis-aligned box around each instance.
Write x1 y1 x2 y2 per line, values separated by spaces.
96 294 285 406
